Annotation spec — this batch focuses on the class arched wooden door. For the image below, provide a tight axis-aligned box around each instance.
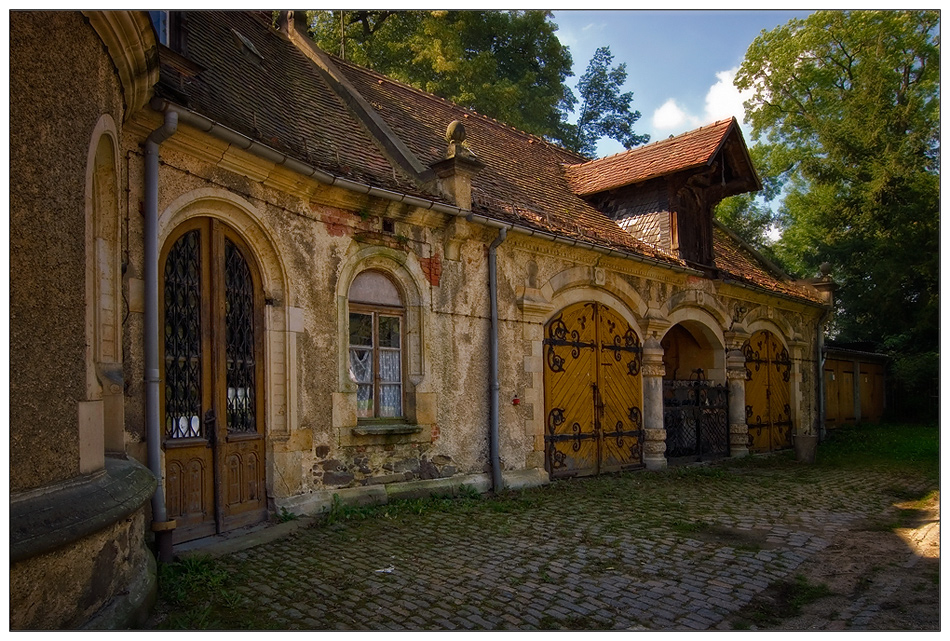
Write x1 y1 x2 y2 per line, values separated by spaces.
161 218 267 543
743 330 792 453
543 302 644 478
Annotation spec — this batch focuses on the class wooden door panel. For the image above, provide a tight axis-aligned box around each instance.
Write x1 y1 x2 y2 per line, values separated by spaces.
162 219 267 543
744 332 771 453
544 304 598 478
221 437 267 529
166 444 216 543
598 305 643 471
766 333 792 450
744 330 791 453
840 370 855 422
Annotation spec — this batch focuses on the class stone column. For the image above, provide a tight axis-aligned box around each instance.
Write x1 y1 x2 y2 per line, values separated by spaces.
641 337 667 470
726 348 750 457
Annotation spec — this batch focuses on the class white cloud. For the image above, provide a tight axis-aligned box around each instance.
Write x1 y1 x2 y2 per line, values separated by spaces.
652 99 700 134
651 67 755 140
704 67 753 126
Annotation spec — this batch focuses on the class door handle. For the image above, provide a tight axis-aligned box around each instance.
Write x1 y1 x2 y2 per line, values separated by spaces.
205 409 216 444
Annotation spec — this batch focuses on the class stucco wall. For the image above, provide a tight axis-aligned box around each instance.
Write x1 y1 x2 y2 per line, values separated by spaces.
120 108 824 516
9 11 125 491
9 512 154 629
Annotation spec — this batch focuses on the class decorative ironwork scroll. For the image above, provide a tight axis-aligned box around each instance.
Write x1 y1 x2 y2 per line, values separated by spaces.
164 230 203 440
224 239 257 434
663 379 729 460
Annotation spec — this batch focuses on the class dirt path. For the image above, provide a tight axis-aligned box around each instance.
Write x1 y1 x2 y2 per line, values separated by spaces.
727 491 940 630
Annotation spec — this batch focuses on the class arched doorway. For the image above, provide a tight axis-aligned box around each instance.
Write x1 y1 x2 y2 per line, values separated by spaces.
661 323 729 462
543 302 643 478
161 218 267 543
743 330 792 453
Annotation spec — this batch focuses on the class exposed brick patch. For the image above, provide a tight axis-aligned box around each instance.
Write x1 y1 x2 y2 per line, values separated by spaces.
420 252 442 286
430 423 441 442
312 203 370 237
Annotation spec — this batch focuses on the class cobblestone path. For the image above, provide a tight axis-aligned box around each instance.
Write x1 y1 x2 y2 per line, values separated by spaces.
162 457 937 630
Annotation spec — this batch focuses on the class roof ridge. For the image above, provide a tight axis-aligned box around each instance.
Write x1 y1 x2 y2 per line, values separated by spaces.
565 117 737 169
327 51 588 162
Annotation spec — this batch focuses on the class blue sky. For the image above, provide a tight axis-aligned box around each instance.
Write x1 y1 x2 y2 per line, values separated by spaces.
550 9 814 157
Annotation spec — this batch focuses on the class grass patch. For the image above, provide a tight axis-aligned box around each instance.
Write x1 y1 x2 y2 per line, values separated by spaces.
153 556 271 630
732 573 833 628
670 518 710 535
816 423 938 480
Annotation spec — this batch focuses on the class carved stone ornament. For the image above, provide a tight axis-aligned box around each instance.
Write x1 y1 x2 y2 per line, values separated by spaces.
641 363 666 378
726 366 748 381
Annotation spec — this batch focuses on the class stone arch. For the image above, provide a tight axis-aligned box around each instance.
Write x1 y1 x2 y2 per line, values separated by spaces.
662 288 731 331
542 264 648 323
660 307 727 383
159 188 288 304
742 309 795 348
158 188 292 440
82 114 122 470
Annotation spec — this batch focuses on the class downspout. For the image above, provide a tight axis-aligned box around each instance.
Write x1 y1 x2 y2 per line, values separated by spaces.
145 110 178 562
488 227 507 493
816 307 831 442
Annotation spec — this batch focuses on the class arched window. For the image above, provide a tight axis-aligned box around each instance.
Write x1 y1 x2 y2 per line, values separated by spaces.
348 271 404 419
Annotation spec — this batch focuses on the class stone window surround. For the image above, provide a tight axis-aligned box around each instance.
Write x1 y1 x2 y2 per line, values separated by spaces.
333 247 434 446
82 114 123 475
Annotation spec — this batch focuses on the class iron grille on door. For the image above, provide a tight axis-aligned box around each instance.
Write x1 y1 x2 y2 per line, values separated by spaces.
663 374 729 461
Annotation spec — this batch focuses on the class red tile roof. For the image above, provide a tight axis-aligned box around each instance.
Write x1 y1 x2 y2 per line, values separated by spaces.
156 12 823 306
713 226 824 303
332 55 687 263
563 119 737 196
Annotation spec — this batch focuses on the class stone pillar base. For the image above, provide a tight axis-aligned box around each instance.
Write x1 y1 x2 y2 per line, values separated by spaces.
643 431 667 470
729 423 750 457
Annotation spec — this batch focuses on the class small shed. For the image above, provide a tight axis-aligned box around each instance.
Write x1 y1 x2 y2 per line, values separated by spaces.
824 342 887 426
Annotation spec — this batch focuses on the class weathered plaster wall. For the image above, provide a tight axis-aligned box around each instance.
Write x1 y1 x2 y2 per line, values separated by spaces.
120 108 824 517
9 11 125 490
9 512 154 629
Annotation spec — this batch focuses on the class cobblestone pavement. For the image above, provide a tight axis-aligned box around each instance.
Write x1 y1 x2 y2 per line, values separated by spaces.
161 457 938 630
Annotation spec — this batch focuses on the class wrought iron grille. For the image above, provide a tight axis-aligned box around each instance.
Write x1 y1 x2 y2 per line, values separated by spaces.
663 378 729 460
164 230 203 439
544 312 595 373
224 239 257 434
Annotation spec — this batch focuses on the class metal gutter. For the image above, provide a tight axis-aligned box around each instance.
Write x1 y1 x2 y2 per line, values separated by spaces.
149 98 701 276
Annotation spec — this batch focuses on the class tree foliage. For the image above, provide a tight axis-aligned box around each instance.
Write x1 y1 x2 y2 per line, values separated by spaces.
733 10 939 386
307 10 648 156
561 46 649 157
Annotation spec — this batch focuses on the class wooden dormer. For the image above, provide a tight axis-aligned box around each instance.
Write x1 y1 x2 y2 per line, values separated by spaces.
563 118 761 267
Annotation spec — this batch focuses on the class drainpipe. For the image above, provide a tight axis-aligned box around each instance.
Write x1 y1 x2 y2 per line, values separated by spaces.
145 110 178 562
816 307 831 442
488 227 507 493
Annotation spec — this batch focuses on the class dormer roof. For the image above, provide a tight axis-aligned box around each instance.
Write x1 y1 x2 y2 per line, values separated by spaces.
563 118 761 197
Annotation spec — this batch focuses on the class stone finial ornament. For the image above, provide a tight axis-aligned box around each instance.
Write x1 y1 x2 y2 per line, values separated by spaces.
445 120 477 160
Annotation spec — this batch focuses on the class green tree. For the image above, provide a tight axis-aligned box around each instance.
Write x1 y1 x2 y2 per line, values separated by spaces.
309 10 576 145
734 10 939 412
307 11 648 156
561 46 650 157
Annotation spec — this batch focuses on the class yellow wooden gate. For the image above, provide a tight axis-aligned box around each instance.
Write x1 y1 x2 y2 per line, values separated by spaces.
743 330 792 452
543 302 643 478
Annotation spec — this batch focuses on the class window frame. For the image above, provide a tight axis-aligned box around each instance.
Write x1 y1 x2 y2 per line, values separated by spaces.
347 276 406 421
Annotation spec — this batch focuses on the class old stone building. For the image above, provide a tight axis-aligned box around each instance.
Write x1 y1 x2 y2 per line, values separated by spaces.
9 10 834 628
